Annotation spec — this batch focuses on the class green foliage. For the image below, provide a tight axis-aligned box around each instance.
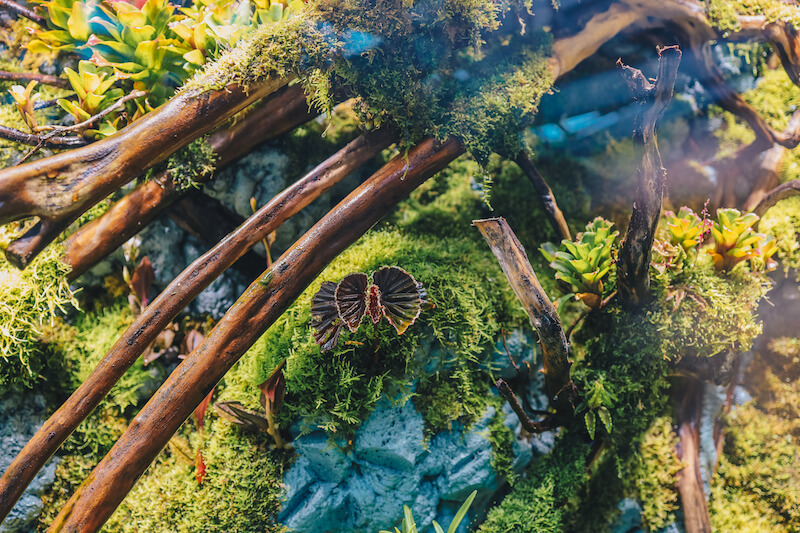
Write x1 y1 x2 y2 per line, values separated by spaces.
540 217 618 309
708 208 775 272
59 61 125 136
478 434 590 533
145 136 218 191
220 229 526 437
710 365 800 532
105 419 287 533
664 206 704 251
626 417 682 530
487 408 516 484
380 490 477 533
0 226 77 389
706 0 800 31
414 373 490 434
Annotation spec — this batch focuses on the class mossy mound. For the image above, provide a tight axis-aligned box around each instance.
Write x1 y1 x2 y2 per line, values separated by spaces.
707 0 800 31
104 420 287 533
0 226 77 389
221 228 528 437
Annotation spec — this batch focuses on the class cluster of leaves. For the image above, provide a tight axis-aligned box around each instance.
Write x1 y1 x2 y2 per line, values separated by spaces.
759 196 800 278
708 208 777 272
0 225 77 388
19 0 301 137
380 490 476 533
540 217 618 310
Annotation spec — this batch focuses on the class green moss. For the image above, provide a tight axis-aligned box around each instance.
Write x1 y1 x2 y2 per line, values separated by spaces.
414 372 490 434
104 419 287 533
220 229 526 437
627 416 682 530
165 137 218 192
706 0 800 31
487 407 517 484
710 365 800 531
478 433 590 533
0 225 77 389
760 196 800 276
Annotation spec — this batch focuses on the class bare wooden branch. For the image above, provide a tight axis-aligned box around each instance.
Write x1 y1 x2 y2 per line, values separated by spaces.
0 129 394 522
726 16 800 87
616 45 682 307
17 90 148 165
753 179 800 219
0 70 68 89
496 379 556 433
44 137 463 532
0 125 87 148
473 217 572 410
514 151 571 241
742 111 800 211
60 83 317 279
0 76 288 269
0 0 44 24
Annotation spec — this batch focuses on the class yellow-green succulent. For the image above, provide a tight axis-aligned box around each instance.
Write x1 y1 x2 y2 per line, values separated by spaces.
664 206 705 251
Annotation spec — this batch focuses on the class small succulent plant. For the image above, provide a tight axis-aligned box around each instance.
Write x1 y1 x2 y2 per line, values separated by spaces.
664 206 705 251
9 81 42 132
310 266 429 352
540 217 618 309
58 61 126 136
708 208 770 272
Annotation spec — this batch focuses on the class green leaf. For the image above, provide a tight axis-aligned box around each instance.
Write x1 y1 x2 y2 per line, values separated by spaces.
584 411 596 440
433 522 445 533
448 490 476 533
598 407 613 434
67 1 91 41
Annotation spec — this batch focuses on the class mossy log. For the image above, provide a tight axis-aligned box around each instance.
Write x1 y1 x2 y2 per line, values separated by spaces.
46 136 463 533
0 129 394 524
616 45 682 307
61 83 315 280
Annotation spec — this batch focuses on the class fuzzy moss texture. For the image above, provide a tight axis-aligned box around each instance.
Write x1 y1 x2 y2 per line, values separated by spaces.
0 226 77 389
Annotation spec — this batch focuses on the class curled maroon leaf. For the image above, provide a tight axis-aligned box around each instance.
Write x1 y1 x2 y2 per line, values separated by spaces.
335 273 368 332
130 256 155 309
213 401 270 432
258 359 286 416
311 281 342 352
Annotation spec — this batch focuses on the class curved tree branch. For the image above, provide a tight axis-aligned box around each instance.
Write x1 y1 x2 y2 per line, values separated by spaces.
0 129 394 523
0 0 44 24
753 179 800 219
0 76 287 269
514 151 571 241
617 45 682 307
46 136 463 533
0 125 88 148
0 70 68 89
61 83 316 279
742 110 800 211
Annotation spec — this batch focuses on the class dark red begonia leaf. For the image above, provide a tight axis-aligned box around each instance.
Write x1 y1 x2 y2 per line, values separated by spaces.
335 273 369 332
311 281 343 352
373 266 423 335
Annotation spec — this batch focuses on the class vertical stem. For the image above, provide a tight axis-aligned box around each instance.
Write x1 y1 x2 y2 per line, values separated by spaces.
514 152 571 241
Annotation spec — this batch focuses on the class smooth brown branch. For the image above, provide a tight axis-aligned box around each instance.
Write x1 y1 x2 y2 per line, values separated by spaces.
61 83 317 280
616 45 681 307
0 75 288 270
742 110 800 211
473 217 572 412
0 125 87 148
753 179 800 220
495 379 556 433
514 151 571 241
45 137 463 533
727 17 800 88
0 70 69 89
0 0 45 24
0 129 395 523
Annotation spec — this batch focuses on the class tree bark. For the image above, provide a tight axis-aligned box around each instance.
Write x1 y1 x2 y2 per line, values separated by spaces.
742 110 800 211
616 45 682 307
514 152 571 241
0 76 287 269
753 179 800 219
473 217 572 410
60 83 315 279
0 129 394 524
45 136 463 533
